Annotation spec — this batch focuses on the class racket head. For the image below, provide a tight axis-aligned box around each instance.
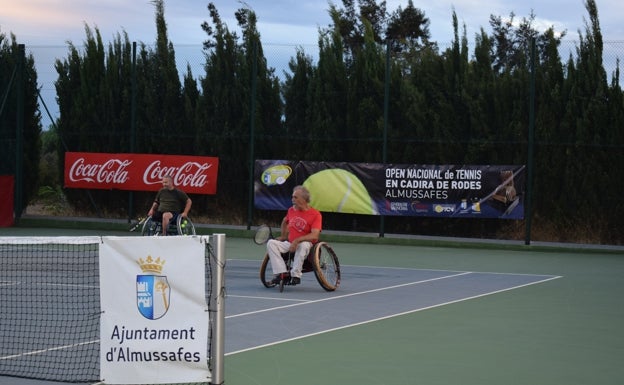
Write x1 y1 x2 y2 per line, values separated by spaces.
254 224 272 244
129 217 145 232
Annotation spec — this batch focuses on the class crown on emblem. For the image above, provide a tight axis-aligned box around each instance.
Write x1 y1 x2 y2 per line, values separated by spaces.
137 255 165 274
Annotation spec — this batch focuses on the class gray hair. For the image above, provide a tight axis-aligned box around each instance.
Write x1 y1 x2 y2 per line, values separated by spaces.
293 185 311 203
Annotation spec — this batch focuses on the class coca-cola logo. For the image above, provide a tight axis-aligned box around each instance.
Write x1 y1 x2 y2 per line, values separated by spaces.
143 161 211 188
65 153 218 193
69 158 132 184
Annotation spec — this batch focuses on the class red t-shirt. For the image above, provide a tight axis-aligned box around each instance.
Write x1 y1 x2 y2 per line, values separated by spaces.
285 206 322 243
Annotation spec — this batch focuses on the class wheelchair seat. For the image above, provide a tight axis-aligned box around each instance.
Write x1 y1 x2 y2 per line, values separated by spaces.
141 214 196 236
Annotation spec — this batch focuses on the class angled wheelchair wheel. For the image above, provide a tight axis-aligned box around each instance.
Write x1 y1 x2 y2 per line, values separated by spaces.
259 253 276 288
311 242 340 291
141 216 159 236
176 216 196 236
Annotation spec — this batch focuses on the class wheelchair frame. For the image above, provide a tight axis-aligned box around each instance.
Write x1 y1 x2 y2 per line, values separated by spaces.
141 215 196 236
259 241 341 292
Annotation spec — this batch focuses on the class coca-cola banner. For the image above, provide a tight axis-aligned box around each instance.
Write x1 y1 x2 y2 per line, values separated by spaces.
255 160 525 219
65 152 219 194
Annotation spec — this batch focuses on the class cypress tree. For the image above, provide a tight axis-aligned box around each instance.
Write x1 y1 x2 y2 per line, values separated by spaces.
347 20 385 161
135 0 183 155
0 32 41 207
307 28 348 161
282 48 315 159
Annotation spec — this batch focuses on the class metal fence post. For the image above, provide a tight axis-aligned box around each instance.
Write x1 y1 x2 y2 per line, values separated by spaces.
15 44 25 220
525 37 536 245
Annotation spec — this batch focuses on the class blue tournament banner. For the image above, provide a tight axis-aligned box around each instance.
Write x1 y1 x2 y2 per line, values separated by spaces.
254 160 525 219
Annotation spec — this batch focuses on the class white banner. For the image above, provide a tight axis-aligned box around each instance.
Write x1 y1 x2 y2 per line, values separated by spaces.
99 236 210 384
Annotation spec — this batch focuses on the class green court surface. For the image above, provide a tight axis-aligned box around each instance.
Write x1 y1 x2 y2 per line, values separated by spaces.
226 240 623 385
1 223 623 385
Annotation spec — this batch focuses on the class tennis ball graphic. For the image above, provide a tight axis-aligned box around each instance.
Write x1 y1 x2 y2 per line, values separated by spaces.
304 169 377 214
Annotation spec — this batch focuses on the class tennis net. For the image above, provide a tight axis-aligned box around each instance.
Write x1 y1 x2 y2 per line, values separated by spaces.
0 236 223 384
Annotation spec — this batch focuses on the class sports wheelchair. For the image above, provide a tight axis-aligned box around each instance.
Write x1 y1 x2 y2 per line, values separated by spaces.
141 215 196 236
260 241 341 292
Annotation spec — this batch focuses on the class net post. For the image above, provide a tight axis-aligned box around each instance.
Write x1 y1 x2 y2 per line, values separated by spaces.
210 234 226 385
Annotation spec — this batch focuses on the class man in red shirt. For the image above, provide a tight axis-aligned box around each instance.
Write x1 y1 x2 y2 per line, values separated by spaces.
267 185 322 285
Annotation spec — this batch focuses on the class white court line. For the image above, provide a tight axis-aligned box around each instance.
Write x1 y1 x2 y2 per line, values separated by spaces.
1 281 99 289
0 340 99 360
352 265 559 277
231 258 558 277
0 283 98 361
226 272 471 318
35 283 99 289
226 274 562 356
227 294 308 303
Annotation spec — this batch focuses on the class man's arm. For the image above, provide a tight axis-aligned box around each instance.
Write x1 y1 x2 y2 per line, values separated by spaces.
277 216 288 241
181 198 192 217
301 228 321 242
148 189 163 217
148 196 159 216
290 228 320 249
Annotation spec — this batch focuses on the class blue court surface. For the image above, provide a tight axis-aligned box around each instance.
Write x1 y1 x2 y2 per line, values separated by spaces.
224 259 560 354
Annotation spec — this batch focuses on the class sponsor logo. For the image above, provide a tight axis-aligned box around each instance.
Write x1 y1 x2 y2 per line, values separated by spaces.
390 201 409 211
68 157 132 184
261 165 292 186
411 201 429 213
67 157 213 189
433 204 456 213
143 161 211 188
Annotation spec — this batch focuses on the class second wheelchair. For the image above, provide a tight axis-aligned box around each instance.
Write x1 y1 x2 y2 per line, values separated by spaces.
141 215 196 236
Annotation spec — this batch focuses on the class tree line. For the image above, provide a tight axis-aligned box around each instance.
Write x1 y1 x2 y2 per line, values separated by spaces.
1 0 622 243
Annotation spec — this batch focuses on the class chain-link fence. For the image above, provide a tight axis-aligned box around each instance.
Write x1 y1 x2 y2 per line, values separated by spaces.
4 39 624 244
28 40 624 129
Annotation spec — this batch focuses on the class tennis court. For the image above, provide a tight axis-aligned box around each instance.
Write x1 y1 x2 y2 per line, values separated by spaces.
1 224 623 385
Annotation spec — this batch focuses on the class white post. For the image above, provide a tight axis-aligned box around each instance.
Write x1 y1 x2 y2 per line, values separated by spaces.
210 234 226 385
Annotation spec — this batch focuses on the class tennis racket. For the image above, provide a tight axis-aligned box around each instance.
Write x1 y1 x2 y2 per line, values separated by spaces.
129 217 146 232
253 224 274 245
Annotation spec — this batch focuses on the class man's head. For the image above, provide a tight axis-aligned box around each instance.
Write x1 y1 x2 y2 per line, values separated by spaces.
291 185 311 209
161 175 174 190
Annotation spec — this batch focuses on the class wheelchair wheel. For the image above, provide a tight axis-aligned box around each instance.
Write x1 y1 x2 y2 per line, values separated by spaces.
259 254 276 288
310 242 340 291
141 216 160 236
176 216 196 236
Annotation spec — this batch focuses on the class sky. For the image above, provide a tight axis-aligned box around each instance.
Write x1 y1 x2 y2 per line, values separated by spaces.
1 0 623 126
2 0 623 47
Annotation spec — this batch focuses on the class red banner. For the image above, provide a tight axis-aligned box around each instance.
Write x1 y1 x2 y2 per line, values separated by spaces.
64 152 219 194
0 175 14 227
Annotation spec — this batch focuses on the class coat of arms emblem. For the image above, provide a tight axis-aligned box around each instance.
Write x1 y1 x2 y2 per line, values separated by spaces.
136 256 170 320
